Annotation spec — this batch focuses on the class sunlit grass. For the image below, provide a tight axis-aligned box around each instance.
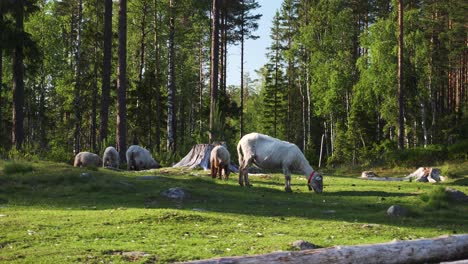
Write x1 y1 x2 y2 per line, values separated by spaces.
0 160 467 263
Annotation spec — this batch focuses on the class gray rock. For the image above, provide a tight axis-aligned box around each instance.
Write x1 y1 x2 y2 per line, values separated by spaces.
161 187 189 200
292 240 317 250
80 172 92 180
445 188 468 203
387 205 408 217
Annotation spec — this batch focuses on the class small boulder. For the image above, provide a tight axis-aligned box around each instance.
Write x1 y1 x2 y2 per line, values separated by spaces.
292 240 317 250
445 188 468 203
161 187 189 200
80 172 92 180
387 205 408 217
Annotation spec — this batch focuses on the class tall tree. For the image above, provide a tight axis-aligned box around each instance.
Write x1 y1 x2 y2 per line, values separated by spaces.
116 0 127 162
72 0 83 155
209 0 220 142
12 0 25 150
167 0 176 152
99 0 112 149
238 0 261 138
397 0 405 149
0 8 3 142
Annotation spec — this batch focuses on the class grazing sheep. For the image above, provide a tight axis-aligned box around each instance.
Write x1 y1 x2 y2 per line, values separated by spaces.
210 145 230 180
237 133 323 193
102 146 119 169
74 152 102 168
126 145 161 171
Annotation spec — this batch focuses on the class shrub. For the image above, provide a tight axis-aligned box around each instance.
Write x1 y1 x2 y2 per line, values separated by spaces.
385 144 448 167
448 139 468 160
4 162 34 175
420 187 450 210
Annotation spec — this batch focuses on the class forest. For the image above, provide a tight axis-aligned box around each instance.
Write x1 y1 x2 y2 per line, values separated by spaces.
0 0 467 167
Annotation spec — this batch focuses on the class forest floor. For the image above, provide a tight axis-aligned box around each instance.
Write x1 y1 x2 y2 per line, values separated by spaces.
0 160 467 263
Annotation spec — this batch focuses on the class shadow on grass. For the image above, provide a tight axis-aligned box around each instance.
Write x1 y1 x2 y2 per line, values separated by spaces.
1 165 467 231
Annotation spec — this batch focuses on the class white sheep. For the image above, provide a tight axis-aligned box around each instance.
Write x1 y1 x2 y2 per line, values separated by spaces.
126 145 160 171
74 152 102 168
210 145 230 180
237 133 323 193
102 146 119 169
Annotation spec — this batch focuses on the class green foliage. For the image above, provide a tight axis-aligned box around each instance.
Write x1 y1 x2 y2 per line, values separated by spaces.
420 187 450 210
3 161 34 174
385 145 448 168
448 140 468 161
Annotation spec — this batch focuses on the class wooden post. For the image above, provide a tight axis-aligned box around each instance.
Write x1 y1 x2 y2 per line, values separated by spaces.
179 235 468 264
318 134 324 168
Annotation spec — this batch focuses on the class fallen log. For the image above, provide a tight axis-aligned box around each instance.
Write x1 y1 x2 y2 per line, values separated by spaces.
179 235 468 264
360 176 406 181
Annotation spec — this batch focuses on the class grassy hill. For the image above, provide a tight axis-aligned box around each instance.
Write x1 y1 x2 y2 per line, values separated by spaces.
0 160 467 263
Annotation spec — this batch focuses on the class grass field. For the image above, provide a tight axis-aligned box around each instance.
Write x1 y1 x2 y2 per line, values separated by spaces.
1 160 467 263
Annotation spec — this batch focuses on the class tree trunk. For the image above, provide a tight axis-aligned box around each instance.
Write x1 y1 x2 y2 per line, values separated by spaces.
181 235 468 264
116 0 128 162
239 0 245 139
12 0 25 150
91 0 99 153
0 10 3 142
153 0 161 153
198 40 204 139
73 0 83 155
397 0 405 149
167 0 176 153
99 0 112 149
209 0 219 143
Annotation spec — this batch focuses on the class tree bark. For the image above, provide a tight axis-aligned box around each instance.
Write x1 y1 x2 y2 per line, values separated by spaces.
0 10 3 142
397 0 405 149
153 0 161 152
239 0 245 139
116 0 128 162
181 235 468 264
73 0 83 155
99 0 112 149
90 0 101 152
167 0 176 153
12 0 25 150
198 40 204 139
209 0 219 143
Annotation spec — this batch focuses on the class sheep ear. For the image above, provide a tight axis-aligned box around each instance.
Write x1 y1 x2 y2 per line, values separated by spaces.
308 185 312 191
315 175 322 181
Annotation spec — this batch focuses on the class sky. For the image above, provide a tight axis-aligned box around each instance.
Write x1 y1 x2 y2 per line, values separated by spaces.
225 0 283 86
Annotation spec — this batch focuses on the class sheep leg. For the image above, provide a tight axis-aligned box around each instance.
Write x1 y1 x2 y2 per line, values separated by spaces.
283 167 292 192
211 161 216 178
217 162 222 179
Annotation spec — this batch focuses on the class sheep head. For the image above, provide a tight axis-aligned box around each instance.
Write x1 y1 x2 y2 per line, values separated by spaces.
308 173 323 194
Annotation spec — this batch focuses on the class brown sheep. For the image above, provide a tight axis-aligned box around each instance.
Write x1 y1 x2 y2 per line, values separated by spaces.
210 145 230 180
74 152 102 168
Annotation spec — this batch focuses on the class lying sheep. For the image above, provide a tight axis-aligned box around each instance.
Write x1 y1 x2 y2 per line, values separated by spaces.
102 146 119 169
126 145 161 171
74 152 102 168
210 145 230 180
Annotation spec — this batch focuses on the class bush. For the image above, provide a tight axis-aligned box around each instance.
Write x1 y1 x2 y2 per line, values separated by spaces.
448 139 468 160
420 187 450 210
4 161 34 175
385 144 448 167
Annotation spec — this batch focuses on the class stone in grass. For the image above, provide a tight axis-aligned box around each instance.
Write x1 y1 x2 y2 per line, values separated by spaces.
445 188 468 203
292 240 317 250
161 187 189 200
387 205 408 217
80 172 93 180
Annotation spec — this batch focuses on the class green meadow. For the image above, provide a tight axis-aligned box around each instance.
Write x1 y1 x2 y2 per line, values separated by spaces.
1 160 467 263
